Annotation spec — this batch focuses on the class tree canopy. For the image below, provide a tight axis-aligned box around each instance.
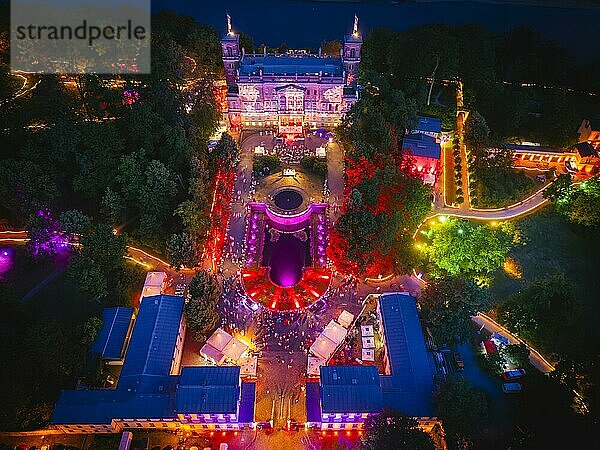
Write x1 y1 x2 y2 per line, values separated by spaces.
434 376 488 441
419 276 489 346
360 409 435 450
184 270 221 342
423 218 514 281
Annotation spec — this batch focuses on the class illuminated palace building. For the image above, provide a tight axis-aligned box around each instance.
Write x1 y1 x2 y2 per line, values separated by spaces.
221 16 361 133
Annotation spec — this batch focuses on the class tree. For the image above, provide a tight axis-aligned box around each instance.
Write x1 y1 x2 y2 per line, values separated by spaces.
253 155 281 176
188 270 221 305
361 409 435 450
184 270 221 341
68 224 127 301
320 40 342 56
434 376 488 440
175 200 211 238
100 187 125 225
76 316 103 347
543 173 572 202
166 232 200 269
59 209 91 238
497 273 582 357
419 276 489 346
463 110 489 155
424 218 514 280
211 133 240 172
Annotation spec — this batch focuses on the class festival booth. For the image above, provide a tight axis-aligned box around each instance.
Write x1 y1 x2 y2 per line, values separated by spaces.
361 348 375 362
361 336 375 349
239 355 258 378
307 355 326 378
360 324 374 337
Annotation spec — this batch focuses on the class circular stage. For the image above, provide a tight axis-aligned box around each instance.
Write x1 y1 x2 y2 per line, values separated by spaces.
274 189 303 211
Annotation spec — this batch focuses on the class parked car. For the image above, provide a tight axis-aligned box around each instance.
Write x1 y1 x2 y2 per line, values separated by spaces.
502 382 523 394
453 352 464 370
502 368 526 381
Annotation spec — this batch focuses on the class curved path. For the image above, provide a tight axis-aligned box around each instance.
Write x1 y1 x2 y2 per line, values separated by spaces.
433 182 551 221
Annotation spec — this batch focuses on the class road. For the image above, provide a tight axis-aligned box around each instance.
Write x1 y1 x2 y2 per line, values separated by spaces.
472 312 554 374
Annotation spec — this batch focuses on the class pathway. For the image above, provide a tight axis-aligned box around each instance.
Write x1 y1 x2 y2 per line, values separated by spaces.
432 184 550 221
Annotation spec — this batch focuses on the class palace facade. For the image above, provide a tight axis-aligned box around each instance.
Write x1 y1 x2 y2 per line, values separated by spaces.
221 17 362 134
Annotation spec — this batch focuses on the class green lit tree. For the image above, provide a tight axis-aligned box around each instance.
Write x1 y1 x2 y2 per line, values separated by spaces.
424 218 513 279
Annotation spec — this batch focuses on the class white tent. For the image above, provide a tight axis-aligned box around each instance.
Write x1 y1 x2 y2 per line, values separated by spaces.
315 146 326 158
141 271 166 298
322 320 347 345
361 336 375 349
307 355 326 377
310 334 338 360
337 310 354 329
206 328 233 352
223 337 249 362
361 324 374 337
361 348 375 362
200 344 226 365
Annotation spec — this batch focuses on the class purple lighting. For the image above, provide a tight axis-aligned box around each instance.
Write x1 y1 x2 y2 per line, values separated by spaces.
0 247 13 279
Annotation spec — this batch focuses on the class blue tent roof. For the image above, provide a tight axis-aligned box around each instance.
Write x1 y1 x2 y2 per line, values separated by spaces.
90 307 133 360
119 295 185 392
402 133 441 159
175 366 241 415
416 116 442 134
378 293 435 417
240 55 343 77
320 366 383 414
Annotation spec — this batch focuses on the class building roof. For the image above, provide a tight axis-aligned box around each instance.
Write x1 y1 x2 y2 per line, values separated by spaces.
90 307 133 360
585 118 600 131
52 390 175 425
239 55 343 77
574 141 597 158
320 366 383 414
118 295 185 392
305 382 322 422
378 293 435 417
416 116 442 134
238 382 256 423
175 366 240 415
402 133 441 160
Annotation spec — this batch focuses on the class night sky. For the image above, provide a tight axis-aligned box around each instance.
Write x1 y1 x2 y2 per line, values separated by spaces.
152 0 599 59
